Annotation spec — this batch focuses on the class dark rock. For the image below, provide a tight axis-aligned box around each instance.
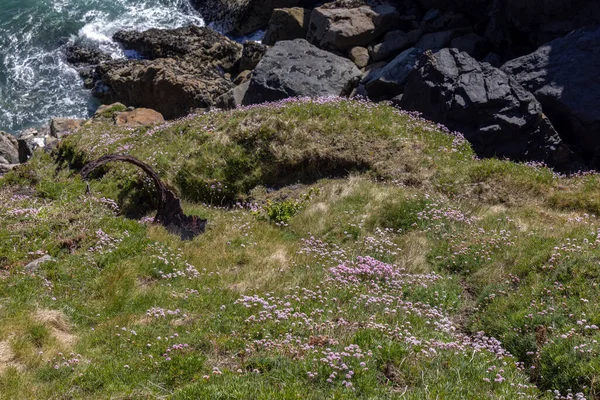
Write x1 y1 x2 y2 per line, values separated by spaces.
400 48 582 171
415 30 459 51
307 2 399 51
263 7 311 45
242 39 362 105
0 131 19 165
482 52 502 68
502 25 600 167
500 0 600 48
413 0 600 59
363 60 387 73
422 9 442 23
65 45 111 66
450 33 488 59
240 41 268 71
422 11 471 33
113 26 242 72
93 58 235 119
370 29 422 62
362 47 423 101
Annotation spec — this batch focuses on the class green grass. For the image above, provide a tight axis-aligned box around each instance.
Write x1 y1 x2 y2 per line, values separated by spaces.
2 98 600 398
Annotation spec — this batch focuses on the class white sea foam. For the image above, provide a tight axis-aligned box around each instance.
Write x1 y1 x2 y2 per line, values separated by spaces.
0 0 204 134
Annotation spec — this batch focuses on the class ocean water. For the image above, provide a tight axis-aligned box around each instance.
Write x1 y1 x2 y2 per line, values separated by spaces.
0 0 204 134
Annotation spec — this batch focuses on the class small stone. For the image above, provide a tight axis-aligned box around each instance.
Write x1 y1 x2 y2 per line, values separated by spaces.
349 46 369 68
24 255 55 273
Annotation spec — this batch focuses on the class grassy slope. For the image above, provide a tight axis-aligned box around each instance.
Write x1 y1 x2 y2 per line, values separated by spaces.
1 98 600 399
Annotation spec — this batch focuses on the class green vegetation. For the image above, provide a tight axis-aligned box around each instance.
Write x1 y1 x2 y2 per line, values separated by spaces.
2 98 600 398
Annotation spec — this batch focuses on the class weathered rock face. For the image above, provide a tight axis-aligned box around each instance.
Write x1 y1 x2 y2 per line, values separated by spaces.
93 59 235 119
307 2 399 52
400 49 582 171
242 39 362 105
0 132 19 165
362 47 423 101
263 7 311 45
113 26 242 72
502 26 600 166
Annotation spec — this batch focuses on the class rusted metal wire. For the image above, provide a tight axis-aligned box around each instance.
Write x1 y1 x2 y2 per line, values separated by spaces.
81 154 206 240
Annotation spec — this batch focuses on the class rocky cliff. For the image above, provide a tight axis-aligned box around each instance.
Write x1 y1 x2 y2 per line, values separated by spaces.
5 0 596 175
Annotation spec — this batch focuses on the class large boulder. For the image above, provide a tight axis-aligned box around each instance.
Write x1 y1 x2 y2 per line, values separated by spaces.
191 0 318 36
242 39 362 105
307 1 399 52
93 59 235 119
400 49 582 171
0 132 19 165
113 26 242 72
263 7 311 45
502 26 600 166
362 47 423 101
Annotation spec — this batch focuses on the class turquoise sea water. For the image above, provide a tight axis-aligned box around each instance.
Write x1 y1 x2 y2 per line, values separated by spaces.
0 0 203 134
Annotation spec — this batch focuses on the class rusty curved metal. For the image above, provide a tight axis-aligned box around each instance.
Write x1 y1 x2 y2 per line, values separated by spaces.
81 154 206 240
